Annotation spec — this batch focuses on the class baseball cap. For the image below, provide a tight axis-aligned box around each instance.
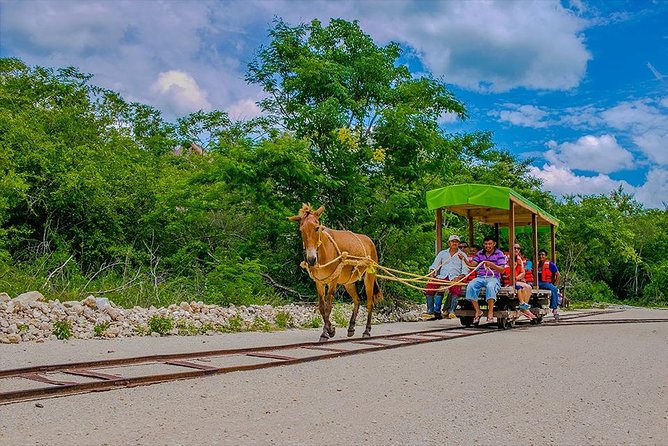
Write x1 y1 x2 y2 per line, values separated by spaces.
448 235 460 242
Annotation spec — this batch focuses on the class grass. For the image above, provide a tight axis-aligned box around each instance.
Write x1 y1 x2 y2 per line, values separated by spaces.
274 311 293 329
93 321 110 337
147 316 173 335
52 320 72 340
332 306 349 328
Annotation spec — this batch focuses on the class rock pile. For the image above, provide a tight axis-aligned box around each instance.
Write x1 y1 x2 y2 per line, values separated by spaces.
0 291 422 344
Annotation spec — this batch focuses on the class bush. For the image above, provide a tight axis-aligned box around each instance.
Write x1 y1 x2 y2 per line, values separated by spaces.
52 320 72 340
93 321 110 337
274 311 293 329
148 315 173 335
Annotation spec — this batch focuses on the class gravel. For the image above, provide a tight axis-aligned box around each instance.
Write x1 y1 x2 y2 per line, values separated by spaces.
0 308 666 445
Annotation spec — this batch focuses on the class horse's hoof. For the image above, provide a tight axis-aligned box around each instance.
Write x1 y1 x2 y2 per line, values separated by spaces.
328 327 336 338
362 331 371 338
347 329 355 337
319 335 329 342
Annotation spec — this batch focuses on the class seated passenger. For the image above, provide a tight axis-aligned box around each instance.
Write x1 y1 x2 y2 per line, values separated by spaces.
504 244 535 320
461 236 506 324
537 249 561 319
424 234 468 320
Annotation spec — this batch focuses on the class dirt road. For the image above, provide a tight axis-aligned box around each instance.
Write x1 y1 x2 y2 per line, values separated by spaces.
1 308 667 445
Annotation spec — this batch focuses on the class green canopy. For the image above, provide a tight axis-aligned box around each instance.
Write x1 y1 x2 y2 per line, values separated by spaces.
426 183 559 227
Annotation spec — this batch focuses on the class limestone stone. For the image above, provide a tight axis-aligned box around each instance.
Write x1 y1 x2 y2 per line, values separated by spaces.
0 292 10 302
13 291 44 304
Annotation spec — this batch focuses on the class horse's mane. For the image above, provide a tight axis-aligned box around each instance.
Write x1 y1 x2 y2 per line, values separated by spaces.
297 203 316 218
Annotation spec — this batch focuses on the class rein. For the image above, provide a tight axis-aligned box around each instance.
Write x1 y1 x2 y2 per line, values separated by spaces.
301 225 482 290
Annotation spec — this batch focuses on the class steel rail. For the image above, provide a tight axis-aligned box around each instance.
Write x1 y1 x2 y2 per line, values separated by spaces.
0 326 492 405
1 310 663 405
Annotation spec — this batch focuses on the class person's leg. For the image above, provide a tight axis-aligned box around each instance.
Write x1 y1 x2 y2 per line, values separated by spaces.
448 292 459 315
466 278 484 320
433 293 443 319
484 277 500 320
443 292 453 315
424 293 434 315
540 281 559 310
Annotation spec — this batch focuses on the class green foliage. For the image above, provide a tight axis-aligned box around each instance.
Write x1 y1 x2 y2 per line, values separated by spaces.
303 316 322 328
52 320 72 340
332 306 349 328
147 316 173 335
274 311 293 329
250 316 273 332
224 314 245 332
0 17 665 314
93 321 110 337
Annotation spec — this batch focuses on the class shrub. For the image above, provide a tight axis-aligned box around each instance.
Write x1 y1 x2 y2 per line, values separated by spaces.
93 321 110 337
274 311 293 329
224 314 245 332
148 315 173 335
52 320 72 340
250 316 272 332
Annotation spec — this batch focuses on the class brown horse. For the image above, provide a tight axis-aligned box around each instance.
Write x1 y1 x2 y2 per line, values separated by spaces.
289 204 383 341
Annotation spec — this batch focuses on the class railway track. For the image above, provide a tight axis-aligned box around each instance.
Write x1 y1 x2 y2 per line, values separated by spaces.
1 310 665 405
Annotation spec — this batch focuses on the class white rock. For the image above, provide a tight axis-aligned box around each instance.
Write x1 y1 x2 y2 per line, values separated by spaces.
13 291 44 304
0 292 10 302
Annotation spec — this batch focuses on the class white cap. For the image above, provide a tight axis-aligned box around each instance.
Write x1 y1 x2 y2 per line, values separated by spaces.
448 235 460 242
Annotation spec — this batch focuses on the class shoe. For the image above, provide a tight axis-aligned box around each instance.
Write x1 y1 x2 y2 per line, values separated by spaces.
448 313 456 319
434 313 443 320
473 314 482 324
520 309 535 320
421 313 436 320
519 303 530 311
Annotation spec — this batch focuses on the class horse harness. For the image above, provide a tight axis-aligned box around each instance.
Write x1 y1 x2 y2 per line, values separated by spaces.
300 226 376 285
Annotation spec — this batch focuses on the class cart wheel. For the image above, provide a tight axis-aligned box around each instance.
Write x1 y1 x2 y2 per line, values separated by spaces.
497 318 507 330
536 315 543 324
508 319 515 328
460 316 473 327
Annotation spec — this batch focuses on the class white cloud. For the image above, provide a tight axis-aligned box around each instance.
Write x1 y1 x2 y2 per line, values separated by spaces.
151 71 212 115
493 104 550 128
227 99 262 121
531 164 668 209
544 134 634 174
529 164 633 197
634 168 668 209
601 99 668 165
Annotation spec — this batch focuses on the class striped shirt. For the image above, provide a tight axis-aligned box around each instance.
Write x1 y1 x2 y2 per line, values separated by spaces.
472 249 507 279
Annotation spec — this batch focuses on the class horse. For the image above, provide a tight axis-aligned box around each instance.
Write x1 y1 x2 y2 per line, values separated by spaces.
289 204 383 341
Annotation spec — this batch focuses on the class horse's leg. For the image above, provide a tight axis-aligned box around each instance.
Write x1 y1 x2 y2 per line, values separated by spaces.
324 282 336 338
362 273 375 337
344 283 361 337
316 282 330 342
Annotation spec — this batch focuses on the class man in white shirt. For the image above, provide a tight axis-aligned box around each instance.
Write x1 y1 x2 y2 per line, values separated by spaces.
425 234 469 320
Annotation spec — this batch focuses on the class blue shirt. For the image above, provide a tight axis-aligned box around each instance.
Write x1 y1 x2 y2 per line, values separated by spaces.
472 248 507 279
430 249 469 279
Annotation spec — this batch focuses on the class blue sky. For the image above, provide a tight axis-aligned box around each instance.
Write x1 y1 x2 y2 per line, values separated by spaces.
1 0 667 208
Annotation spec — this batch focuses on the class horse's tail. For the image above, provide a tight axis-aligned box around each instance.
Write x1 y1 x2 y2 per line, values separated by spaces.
372 277 383 305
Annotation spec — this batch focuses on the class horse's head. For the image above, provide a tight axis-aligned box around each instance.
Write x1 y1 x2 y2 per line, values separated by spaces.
288 204 325 267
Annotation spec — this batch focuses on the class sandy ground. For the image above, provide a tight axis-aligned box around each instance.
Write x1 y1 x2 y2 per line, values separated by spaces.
1 308 667 446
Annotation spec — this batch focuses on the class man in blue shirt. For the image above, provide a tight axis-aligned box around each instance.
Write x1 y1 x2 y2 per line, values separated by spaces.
537 249 561 319
462 236 506 324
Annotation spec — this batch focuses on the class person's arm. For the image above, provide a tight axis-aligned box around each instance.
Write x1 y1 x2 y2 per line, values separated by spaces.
429 252 444 276
484 261 506 274
460 252 478 268
516 260 526 281
552 264 561 285
458 250 469 276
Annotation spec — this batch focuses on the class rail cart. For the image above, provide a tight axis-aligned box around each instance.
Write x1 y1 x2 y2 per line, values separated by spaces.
425 184 560 329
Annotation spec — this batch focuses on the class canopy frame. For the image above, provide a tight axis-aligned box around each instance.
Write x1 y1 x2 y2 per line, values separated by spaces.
427 184 559 289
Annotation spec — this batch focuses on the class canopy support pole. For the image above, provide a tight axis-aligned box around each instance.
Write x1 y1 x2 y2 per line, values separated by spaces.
550 224 556 263
509 200 515 288
467 214 474 246
532 214 539 289
435 208 442 255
